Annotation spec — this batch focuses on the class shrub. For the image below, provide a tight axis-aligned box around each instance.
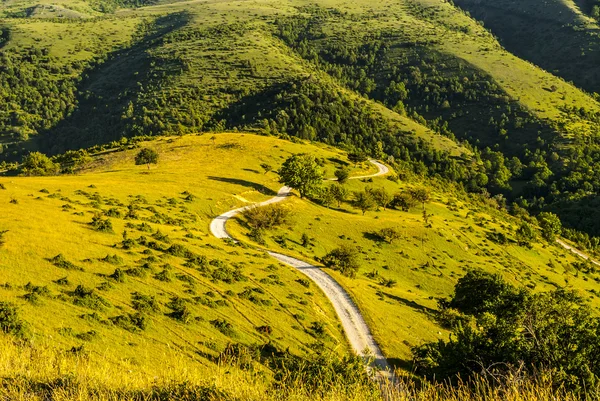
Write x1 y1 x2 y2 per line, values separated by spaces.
49 254 83 271
131 292 160 313
211 318 235 337
20 152 59 176
242 204 291 231
322 245 360 278
0 230 8 247
71 285 110 310
90 213 114 233
0 302 27 338
109 268 126 283
373 227 401 244
110 313 147 332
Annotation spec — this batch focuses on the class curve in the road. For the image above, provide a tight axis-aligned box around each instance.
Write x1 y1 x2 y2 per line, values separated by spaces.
210 160 390 371
557 238 600 267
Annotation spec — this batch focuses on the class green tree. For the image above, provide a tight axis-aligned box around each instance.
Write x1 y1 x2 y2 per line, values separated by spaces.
409 187 430 208
329 184 349 207
334 168 350 184
20 152 59 176
537 212 562 242
391 191 419 212
370 187 392 210
322 245 360 278
348 152 368 166
353 190 376 215
278 154 324 199
135 148 159 170
516 222 536 247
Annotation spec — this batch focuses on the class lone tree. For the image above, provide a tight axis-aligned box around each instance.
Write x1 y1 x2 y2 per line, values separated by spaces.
278 154 323 199
135 148 159 170
537 212 562 242
391 191 419 212
334 168 350 184
353 190 376 215
410 187 430 208
329 184 349 207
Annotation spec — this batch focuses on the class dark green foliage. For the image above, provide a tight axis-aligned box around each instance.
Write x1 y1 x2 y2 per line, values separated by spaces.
445 269 527 319
101 254 123 265
134 148 159 169
352 190 376 215
54 277 70 286
109 268 126 283
131 292 160 313
322 245 360 278
391 191 419 212
278 154 323 198
516 222 536 247
49 254 84 271
110 313 147 332
296 278 311 288
372 227 401 244
166 244 193 258
0 302 27 338
153 268 173 282
414 271 600 393
537 212 562 242
20 152 60 176
211 265 246 284
90 213 114 233
0 230 8 247
166 297 192 323
334 168 350 184
210 318 235 337
71 285 110 310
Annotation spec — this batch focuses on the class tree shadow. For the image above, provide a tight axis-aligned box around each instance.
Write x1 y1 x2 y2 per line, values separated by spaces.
362 231 385 243
207 176 276 196
327 157 349 167
380 291 438 316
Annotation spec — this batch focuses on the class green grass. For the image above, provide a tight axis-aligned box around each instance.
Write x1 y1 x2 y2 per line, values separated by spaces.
0 133 385 373
228 154 598 363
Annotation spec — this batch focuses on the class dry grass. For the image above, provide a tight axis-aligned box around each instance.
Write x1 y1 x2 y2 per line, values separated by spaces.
0 335 583 401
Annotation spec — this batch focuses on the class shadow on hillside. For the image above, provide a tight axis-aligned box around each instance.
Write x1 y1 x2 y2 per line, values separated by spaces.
210 81 294 128
207 176 277 196
380 291 437 316
40 12 191 155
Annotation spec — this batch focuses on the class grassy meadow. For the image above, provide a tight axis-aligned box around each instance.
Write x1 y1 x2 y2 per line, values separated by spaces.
0 133 386 374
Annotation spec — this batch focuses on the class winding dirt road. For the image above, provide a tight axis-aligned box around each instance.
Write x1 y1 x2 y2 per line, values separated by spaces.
209 160 390 370
556 239 600 267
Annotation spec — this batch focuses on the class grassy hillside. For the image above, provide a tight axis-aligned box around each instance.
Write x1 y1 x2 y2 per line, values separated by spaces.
452 0 600 94
0 132 595 399
228 155 597 363
0 133 381 374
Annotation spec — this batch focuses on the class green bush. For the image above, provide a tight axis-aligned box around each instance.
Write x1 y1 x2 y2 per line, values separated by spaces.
0 302 27 338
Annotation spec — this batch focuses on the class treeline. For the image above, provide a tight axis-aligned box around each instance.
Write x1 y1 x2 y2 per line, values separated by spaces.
86 0 156 13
